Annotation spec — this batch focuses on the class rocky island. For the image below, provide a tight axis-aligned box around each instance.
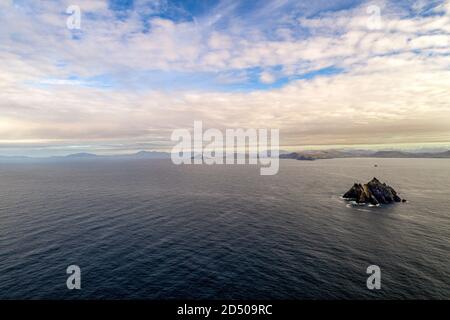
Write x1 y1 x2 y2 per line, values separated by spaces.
343 178 405 206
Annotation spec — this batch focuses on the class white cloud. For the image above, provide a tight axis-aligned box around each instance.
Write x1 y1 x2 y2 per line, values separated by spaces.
0 0 450 152
260 72 276 84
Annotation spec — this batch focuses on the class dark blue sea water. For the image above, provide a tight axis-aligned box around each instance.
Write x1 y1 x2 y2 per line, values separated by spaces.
0 158 449 299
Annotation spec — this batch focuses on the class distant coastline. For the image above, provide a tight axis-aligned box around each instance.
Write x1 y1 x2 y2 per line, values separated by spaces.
1 149 450 163
0 151 171 162
280 149 450 161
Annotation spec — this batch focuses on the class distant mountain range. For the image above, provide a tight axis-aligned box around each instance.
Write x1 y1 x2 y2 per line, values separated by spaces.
280 149 450 161
0 150 289 162
0 151 171 162
1 149 450 163
62 151 171 159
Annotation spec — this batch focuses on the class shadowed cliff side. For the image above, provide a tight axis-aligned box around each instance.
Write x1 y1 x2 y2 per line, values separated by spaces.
343 177 405 206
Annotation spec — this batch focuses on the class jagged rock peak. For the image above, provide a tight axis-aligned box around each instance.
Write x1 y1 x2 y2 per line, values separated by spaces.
343 178 404 206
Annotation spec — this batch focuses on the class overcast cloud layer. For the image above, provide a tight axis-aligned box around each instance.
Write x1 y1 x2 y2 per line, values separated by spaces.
1 0 450 155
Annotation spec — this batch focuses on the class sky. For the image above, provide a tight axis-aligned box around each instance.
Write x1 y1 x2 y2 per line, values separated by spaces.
0 0 450 156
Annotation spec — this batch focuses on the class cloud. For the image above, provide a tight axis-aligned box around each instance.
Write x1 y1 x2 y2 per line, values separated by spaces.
0 0 450 154
259 71 276 84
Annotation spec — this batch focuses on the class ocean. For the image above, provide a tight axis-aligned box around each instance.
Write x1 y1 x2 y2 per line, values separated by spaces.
0 158 449 299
